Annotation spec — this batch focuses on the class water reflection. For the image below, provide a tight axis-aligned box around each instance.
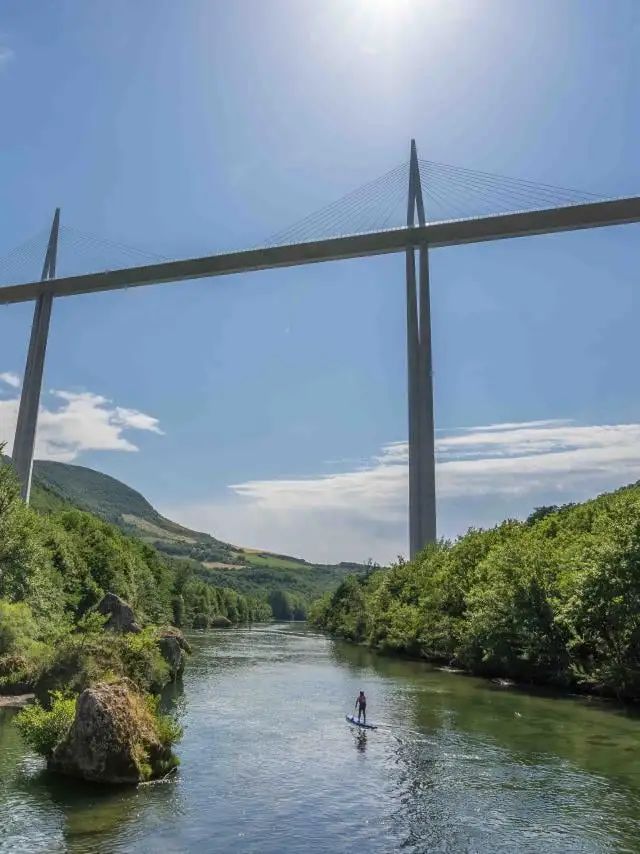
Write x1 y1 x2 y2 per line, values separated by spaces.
1 625 640 853
330 634 640 787
331 632 640 852
0 681 187 853
354 730 367 753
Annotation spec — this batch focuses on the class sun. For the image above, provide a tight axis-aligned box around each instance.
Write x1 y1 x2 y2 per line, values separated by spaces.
346 0 441 45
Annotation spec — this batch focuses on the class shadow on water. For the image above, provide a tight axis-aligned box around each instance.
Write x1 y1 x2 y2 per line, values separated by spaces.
354 730 368 754
3 624 640 853
330 636 640 786
328 632 640 852
0 677 188 854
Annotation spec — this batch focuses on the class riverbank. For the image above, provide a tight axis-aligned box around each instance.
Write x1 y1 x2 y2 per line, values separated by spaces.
331 633 640 711
0 693 34 708
0 455 276 783
310 482 640 702
3 624 640 852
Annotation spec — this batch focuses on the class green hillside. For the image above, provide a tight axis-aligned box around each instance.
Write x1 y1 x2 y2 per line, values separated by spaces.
0 453 270 700
32 461 287 566
28 459 368 614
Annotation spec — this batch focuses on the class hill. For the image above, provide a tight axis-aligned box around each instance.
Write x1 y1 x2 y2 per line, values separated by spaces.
0 456 270 699
29 460 368 613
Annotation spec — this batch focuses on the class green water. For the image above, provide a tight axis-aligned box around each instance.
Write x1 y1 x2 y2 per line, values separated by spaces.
1 624 640 852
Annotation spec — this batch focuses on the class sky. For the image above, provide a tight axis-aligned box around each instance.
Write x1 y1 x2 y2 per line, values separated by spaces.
0 0 639 563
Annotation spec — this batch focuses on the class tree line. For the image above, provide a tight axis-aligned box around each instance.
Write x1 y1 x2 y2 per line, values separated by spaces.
310 484 640 701
0 456 270 693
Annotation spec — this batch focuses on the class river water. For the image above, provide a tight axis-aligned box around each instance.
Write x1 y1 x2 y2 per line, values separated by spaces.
1 624 640 853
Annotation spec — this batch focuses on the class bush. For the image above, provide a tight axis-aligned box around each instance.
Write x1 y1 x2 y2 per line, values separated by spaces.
311 483 640 700
145 694 183 748
0 600 50 691
37 626 170 700
14 691 76 757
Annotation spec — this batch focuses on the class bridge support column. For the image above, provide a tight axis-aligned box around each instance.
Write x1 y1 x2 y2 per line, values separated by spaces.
12 208 60 503
406 142 436 558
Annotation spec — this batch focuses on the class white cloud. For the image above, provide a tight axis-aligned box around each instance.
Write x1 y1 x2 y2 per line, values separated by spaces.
0 372 20 389
165 420 640 564
112 406 163 434
0 385 163 463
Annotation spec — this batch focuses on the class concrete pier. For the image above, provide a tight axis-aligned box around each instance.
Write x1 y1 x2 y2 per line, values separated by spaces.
406 141 436 558
12 209 59 502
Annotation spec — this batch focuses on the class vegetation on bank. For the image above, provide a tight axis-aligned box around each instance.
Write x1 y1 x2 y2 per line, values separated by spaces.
27 458 368 618
15 684 182 781
311 484 640 701
0 455 270 698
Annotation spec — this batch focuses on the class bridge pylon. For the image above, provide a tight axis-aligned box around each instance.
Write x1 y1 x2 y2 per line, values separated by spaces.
12 208 60 502
406 141 436 558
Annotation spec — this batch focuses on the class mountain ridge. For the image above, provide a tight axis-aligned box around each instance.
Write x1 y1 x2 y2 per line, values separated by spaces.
29 459 367 582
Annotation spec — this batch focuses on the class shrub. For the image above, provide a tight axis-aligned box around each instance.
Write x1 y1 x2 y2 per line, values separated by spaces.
0 600 50 691
311 483 640 700
14 691 76 757
37 626 170 699
145 694 183 748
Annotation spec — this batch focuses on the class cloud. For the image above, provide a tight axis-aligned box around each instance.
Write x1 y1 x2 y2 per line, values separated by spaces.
0 372 20 389
112 406 164 434
0 385 163 463
165 420 640 564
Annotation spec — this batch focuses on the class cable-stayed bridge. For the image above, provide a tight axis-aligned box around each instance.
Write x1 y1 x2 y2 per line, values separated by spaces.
2 141 639 557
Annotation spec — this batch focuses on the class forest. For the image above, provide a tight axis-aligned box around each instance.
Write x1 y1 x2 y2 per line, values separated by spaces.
0 454 270 695
311 483 640 701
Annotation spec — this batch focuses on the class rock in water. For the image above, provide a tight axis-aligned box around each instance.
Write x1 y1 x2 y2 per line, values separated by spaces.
97 592 142 634
210 615 232 628
49 681 174 784
158 628 191 680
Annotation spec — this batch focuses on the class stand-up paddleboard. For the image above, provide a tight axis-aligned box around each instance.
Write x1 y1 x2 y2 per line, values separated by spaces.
346 714 377 730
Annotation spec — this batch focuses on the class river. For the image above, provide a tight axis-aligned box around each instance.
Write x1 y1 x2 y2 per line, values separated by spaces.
1 624 640 853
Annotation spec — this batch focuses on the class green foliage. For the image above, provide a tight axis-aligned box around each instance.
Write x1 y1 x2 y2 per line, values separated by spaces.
267 589 307 621
37 625 171 698
144 694 183 748
312 485 640 700
0 600 40 656
0 601 50 691
14 691 76 757
28 455 369 613
0 455 277 694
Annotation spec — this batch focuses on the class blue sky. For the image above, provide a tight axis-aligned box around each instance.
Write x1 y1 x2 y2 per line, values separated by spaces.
0 0 639 562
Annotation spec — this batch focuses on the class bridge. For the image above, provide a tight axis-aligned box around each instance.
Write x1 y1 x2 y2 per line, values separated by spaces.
2 140 639 557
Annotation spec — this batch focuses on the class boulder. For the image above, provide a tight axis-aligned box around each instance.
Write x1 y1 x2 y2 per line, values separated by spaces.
210 615 232 628
97 593 141 634
158 628 191 681
49 681 175 784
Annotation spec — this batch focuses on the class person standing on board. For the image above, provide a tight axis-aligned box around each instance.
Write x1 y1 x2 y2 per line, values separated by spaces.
355 690 367 724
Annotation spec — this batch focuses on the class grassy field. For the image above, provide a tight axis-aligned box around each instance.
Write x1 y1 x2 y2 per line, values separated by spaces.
238 551 311 570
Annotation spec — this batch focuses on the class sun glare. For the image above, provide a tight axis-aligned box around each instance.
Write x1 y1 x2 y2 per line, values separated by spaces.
343 0 450 50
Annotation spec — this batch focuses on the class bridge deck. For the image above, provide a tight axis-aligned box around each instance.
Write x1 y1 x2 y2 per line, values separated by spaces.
1 196 639 305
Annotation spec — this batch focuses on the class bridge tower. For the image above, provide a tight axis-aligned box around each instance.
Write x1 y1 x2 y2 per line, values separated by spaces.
12 208 60 502
406 141 436 557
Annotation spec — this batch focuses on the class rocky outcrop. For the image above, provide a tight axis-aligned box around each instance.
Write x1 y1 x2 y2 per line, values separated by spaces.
97 593 142 634
49 681 176 784
210 615 232 628
158 628 191 681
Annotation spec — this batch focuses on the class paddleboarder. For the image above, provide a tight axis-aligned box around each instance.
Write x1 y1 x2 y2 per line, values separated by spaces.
355 690 367 724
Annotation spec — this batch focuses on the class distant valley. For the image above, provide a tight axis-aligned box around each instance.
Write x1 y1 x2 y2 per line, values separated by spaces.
29 460 369 607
